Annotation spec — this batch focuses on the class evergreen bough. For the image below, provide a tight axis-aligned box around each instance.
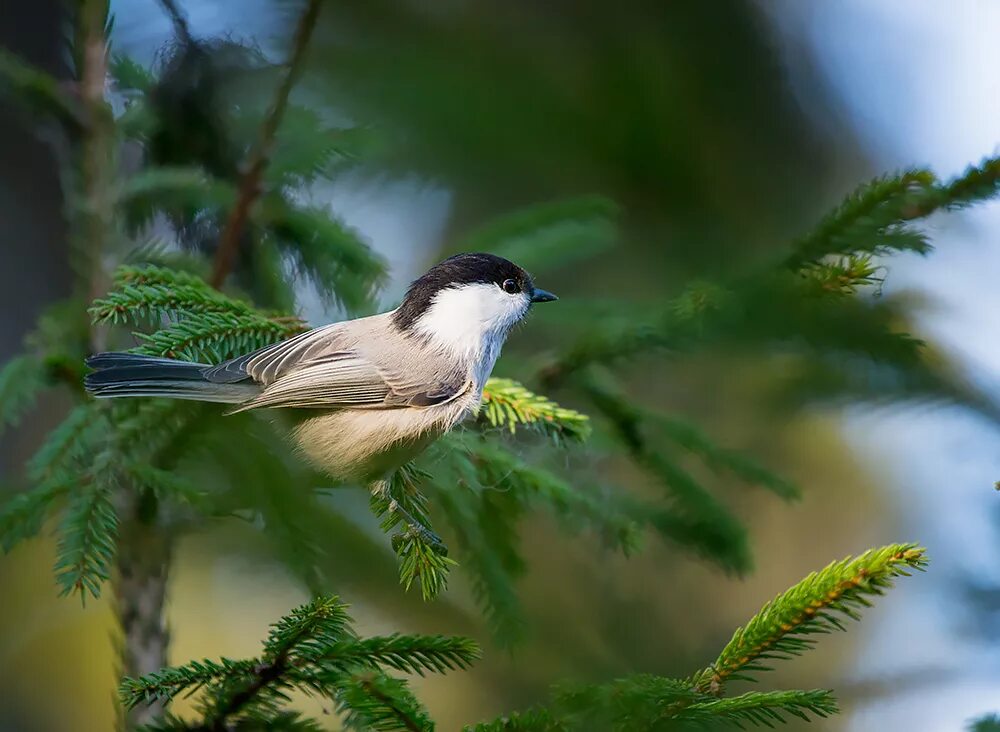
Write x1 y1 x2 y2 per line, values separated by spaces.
119 546 925 730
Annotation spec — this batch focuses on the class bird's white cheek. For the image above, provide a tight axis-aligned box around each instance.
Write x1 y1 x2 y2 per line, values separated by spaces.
415 284 527 356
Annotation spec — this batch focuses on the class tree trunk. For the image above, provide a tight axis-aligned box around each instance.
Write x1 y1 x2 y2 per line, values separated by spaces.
115 493 173 728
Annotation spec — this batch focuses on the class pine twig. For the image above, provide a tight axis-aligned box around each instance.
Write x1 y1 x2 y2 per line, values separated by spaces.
690 544 927 694
479 377 590 443
210 0 323 288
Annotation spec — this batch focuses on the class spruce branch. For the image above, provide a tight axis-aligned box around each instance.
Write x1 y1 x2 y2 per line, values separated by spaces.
652 413 800 501
265 106 373 185
122 597 475 730
479 378 591 443
803 253 886 296
432 475 526 645
578 372 751 574
554 675 701 730
119 658 259 710
0 354 50 435
918 155 1000 214
676 689 838 727
258 195 386 313
54 481 119 599
27 402 106 483
393 531 456 602
785 156 1000 272
306 634 481 676
690 543 927 693
263 595 354 660
202 596 352 728
784 169 935 270
970 714 1000 732
0 47 81 128
462 195 619 274
132 310 305 363
109 53 154 94
444 434 637 551
210 0 323 288
373 468 454 601
478 541 921 731
463 709 569 732
93 280 242 323
90 264 274 326
333 671 431 732
117 165 235 231
0 479 71 552
539 157 1000 401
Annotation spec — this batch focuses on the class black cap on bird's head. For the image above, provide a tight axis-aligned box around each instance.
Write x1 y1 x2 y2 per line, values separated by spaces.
393 253 557 331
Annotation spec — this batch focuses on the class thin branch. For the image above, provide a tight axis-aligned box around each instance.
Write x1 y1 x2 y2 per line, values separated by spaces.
203 607 319 729
210 0 323 288
77 0 115 352
156 0 195 46
205 658 288 732
357 676 424 732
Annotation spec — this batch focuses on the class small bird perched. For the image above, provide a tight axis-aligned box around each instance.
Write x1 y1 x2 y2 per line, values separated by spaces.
85 253 557 483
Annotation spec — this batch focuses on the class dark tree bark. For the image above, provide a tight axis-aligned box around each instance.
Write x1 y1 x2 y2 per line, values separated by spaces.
0 0 72 474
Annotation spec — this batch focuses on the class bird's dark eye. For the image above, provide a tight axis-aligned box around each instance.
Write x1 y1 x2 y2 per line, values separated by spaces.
502 279 520 294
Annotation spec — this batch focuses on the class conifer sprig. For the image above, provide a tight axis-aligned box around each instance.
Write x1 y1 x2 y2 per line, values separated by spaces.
690 543 927 693
131 310 305 363
479 378 590 443
784 169 935 270
678 689 838 727
333 671 432 732
90 264 253 324
469 545 925 731
53 482 118 599
431 473 527 646
653 413 800 500
463 709 568 732
259 196 387 314
305 634 481 676
119 658 260 709
0 354 49 435
373 466 454 601
91 264 308 363
579 372 752 573
924 155 1000 213
120 596 478 731
26 403 104 483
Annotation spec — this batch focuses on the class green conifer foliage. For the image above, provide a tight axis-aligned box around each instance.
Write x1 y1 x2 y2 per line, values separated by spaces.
0 0 997 729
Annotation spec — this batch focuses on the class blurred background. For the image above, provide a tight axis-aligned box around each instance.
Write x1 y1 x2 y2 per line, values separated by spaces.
1 1 999 730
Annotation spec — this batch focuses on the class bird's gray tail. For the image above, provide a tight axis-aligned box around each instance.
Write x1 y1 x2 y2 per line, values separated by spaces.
84 353 258 404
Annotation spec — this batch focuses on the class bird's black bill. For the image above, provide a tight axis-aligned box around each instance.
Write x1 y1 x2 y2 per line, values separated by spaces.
531 288 558 303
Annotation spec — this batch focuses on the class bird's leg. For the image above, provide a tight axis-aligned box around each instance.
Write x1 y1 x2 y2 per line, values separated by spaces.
369 478 446 552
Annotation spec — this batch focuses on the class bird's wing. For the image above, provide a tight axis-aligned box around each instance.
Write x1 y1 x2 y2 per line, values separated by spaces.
203 324 345 385
233 354 471 411
207 322 470 411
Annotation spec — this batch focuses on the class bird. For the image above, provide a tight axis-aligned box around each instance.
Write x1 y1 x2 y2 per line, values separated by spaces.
85 252 558 484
